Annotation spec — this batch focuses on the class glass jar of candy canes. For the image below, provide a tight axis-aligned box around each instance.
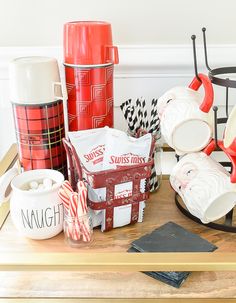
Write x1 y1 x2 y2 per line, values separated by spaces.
64 211 93 247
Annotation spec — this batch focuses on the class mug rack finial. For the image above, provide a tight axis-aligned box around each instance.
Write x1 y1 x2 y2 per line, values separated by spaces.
191 35 201 82
202 27 212 72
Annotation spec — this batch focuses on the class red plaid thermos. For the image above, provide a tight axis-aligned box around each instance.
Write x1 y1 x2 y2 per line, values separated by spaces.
64 21 119 131
9 57 67 175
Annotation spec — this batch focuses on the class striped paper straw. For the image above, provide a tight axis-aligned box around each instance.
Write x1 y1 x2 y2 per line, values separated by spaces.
120 99 131 114
142 98 149 130
149 99 159 133
135 98 142 131
128 106 138 133
126 105 135 132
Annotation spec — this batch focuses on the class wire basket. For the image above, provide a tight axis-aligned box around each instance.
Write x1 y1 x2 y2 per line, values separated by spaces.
62 136 155 231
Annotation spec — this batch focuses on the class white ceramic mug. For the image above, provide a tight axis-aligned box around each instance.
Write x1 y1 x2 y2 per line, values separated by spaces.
0 168 64 239
157 74 214 155
9 56 65 104
223 104 236 156
170 148 236 224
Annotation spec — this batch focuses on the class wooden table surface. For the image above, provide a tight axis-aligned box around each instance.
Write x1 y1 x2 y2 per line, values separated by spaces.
0 180 236 299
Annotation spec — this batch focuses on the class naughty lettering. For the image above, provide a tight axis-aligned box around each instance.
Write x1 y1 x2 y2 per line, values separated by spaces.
21 203 63 229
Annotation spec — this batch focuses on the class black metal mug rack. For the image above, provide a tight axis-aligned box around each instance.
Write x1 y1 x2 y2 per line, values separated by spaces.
175 27 236 233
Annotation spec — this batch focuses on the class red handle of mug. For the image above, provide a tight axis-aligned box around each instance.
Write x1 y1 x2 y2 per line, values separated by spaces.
203 139 236 183
189 73 214 113
105 45 119 64
203 139 216 155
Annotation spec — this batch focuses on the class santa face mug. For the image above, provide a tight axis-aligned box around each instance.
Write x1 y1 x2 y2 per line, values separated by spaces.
170 151 236 224
157 74 214 155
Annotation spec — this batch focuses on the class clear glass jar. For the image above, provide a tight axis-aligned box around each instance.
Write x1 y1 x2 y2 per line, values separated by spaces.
64 212 93 247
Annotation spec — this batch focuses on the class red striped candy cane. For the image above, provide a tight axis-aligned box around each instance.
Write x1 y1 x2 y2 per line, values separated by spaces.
61 180 73 199
58 188 70 210
82 218 91 242
58 180 81 242
69 192 78 217
77 181 88 215
70 192 80 241
77 181 91 242
58 184 73 239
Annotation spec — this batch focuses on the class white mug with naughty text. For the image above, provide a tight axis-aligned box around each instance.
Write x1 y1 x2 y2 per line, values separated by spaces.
0 168 64 239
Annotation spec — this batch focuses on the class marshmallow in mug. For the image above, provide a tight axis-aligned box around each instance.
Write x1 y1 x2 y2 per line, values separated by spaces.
157 87 213 155
170 152 236 223
27 178 54 191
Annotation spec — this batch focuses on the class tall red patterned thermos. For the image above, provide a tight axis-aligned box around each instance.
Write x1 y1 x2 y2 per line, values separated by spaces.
9 57 67 175
64 21 119 131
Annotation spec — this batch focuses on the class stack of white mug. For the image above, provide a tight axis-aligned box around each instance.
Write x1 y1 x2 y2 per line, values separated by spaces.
157 73 236 224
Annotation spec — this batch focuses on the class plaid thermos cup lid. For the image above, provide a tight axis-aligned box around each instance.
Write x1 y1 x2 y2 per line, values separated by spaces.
9 56 63 104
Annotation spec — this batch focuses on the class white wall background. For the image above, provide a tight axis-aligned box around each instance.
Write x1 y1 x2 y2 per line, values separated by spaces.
0 0 236 172
0 0 236 46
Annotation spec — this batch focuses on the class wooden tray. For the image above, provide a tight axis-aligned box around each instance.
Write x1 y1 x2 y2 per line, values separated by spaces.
0 144 236 302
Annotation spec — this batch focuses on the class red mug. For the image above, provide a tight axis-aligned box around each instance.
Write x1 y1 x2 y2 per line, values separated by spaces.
204 139 236 183
64 21 119 65
188 73 214 113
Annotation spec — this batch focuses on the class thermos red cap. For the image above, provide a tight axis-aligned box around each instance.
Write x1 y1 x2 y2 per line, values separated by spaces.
64 21 119 65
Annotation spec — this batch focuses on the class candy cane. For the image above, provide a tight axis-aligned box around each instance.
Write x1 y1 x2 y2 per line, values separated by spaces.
69 192 78 217
58 183 74 240
58 180 92 243
77 181 88 214
70 193 82 241
72 222 80 241
77 181 91 242
69 192 78 241
61 180 73 198
82 217 91 242
81 187 88 214
58 188 70 210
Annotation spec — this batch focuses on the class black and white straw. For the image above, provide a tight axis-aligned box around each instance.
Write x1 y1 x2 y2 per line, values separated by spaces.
120 97 161 192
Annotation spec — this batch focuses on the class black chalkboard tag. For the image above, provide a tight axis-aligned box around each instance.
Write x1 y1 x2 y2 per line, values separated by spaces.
128 221 217 288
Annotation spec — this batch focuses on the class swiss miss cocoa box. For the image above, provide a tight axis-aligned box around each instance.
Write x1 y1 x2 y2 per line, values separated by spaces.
67 127 153 231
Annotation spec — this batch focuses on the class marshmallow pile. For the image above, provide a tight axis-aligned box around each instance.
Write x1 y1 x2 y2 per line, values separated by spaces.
24 178 55 192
